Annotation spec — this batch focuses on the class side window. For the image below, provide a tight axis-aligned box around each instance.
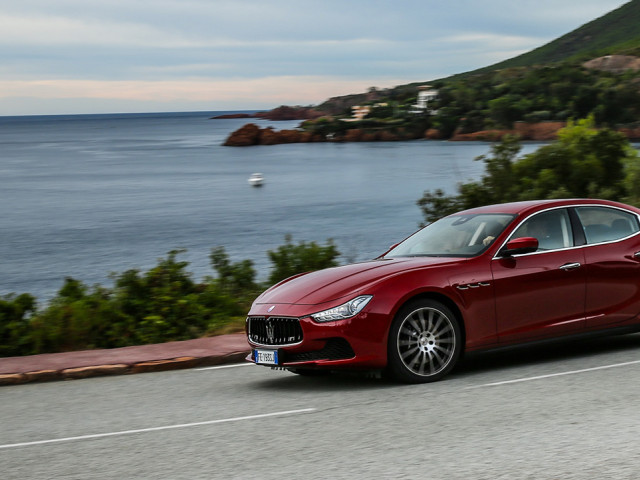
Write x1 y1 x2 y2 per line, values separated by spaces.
511 209 572 251
575 206 640 244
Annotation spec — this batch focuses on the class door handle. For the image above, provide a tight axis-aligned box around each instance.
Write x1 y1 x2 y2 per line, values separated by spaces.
559 262 581 271
634 252 640 259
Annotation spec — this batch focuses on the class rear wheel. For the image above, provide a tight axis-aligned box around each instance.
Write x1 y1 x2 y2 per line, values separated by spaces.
387 299 462 383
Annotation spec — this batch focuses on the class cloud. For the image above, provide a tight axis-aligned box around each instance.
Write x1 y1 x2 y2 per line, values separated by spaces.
441 33 545 50
0 76 407 109
0 0 629 115
0 13 196 48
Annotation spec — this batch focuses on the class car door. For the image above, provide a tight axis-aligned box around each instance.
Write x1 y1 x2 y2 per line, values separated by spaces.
491 208 586 344
574 205 640 328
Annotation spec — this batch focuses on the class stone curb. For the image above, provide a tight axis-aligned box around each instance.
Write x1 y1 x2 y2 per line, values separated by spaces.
0 350 251 387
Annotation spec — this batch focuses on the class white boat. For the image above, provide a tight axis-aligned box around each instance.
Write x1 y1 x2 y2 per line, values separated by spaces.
248 173 264 187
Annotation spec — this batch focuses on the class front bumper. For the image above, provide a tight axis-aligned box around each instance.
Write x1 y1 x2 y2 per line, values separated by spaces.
246 310 389 370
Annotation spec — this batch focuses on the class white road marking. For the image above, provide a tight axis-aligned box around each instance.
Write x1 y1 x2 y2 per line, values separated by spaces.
470 359 640 388
196 363 254 371
0 408 316 450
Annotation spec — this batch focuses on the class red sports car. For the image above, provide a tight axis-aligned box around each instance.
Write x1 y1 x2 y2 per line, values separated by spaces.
246 199 640 382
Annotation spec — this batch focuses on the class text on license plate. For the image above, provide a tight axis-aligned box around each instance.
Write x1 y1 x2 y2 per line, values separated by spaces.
254 349 278 365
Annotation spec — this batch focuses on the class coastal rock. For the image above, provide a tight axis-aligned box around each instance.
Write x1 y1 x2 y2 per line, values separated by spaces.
618 126 640 139
225 120 633 146
254 105 325 121
210 113 254 119
375 130 400 141
223 123 261 146
213 106 325 122
450 130 511 141
514 121 566 140
224 124 326 146
343 129 364 142
449 122 565 141
424 129 443 140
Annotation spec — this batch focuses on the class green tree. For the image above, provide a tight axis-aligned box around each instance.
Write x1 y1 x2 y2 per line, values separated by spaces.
111 250 208 344
267 235 341 285
417 118 640 223
210 246 257 296
28 279 130 353
0 293 37 356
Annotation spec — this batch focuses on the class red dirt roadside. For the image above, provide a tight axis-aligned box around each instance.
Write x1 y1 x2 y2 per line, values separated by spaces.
0 333 251 386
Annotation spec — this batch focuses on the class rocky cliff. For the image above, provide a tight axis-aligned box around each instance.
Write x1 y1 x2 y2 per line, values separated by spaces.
223 123 324 146
212 106 325 121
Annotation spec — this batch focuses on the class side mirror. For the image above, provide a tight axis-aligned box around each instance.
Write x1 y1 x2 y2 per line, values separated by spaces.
501 237 538 257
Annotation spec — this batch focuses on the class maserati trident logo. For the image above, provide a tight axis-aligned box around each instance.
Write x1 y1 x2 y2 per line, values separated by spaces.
268 305 276 312
265 319 275 344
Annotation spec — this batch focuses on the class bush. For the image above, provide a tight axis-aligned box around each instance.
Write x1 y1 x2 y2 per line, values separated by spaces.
1 238 343 356
0 293 36 356
267 235 341 285
417 117 640 223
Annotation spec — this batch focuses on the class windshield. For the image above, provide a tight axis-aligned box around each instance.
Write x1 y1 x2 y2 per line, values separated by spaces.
385 213 515 258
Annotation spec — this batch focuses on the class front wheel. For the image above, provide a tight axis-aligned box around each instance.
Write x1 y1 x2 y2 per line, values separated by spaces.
387 299 462 383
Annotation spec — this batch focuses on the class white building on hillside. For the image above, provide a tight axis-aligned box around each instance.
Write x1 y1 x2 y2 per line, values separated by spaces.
411 85 438 113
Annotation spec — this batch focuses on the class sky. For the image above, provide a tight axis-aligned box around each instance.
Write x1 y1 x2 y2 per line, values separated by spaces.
0 0 630 116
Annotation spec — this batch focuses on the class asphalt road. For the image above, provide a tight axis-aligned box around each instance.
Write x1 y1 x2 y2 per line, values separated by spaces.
2 333 640 480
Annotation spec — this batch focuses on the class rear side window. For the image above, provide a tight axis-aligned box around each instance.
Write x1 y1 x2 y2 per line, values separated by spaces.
575 206 640 244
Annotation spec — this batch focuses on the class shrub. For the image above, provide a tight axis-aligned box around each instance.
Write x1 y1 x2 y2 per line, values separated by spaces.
0 293 36 356
267 235 340 285
417 117 640 223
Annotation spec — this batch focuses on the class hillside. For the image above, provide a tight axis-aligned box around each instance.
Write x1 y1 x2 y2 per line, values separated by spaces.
317 0 640 111
478 0 640 71
226 1 640 145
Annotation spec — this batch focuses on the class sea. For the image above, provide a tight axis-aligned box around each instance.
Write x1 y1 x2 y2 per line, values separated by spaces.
0 111 553 303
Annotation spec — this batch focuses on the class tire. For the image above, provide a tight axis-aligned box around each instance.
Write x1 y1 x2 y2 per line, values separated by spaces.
387 299 462 383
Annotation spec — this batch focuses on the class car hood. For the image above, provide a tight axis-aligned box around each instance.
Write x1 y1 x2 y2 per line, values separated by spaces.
255 257 462 306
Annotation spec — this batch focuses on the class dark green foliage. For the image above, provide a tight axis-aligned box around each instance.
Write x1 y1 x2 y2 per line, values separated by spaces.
0 293 36 356
25 251 230 353
429 65 640 133
365 105 394 119
1 238 343 357
209 247 257 296
300 117 352 138
267 235 341 285
475 0 640 71
417 118 640 223
312 63 640 140
29 279 132 353
312 2 640 139
314 62 640 139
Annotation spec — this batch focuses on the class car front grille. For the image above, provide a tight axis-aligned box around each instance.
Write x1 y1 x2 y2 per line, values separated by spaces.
248 316 303 346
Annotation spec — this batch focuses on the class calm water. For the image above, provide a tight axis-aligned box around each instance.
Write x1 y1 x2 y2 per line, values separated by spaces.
1 111 545 302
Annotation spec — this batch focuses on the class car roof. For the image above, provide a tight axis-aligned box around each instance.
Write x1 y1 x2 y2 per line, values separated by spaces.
455 198 638 217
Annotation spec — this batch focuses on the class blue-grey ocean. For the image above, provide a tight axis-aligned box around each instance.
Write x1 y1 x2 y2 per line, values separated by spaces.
1 111 546 302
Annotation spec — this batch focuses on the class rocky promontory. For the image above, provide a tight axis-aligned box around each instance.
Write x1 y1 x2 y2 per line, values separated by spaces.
223 123 325 146
223 123 428 146
223 119 640 146
212 105 324 121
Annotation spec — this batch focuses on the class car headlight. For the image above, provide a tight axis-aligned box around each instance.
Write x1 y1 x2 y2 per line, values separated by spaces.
310 295 373 322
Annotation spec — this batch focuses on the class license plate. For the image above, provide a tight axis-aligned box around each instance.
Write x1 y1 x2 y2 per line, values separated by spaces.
254 349 279 365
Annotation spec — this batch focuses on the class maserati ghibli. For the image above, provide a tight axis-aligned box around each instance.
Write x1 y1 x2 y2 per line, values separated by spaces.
246 199 640 383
